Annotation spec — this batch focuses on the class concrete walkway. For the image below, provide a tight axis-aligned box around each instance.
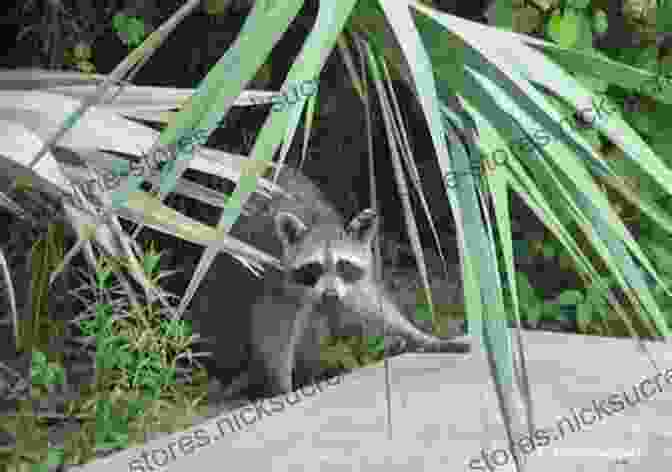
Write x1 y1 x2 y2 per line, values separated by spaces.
84 330 672 471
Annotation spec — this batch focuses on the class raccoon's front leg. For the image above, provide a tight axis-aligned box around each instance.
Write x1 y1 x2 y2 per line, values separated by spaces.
250 297 317 396
249 315 293 395
293 315 328 387
347 290 471 353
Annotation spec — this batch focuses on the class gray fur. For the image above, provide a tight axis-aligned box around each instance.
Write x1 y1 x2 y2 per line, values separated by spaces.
247 168 470 397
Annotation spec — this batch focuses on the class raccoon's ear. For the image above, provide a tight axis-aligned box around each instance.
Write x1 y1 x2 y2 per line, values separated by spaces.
275 212 308 247
347 208 378 245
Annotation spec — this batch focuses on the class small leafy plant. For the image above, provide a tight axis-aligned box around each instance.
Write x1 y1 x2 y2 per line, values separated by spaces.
30 350 65 394
112 13 147 48
0 352 67 472
69 243 209 453
1 400 51 472
63 41 95 73
3 242 212 469
320 334 387 370
546 0 596 49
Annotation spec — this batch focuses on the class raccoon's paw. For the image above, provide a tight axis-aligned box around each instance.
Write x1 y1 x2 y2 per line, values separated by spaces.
417 335 472 354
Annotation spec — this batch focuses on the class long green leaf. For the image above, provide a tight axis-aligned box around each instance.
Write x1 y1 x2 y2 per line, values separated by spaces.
179 0 359 317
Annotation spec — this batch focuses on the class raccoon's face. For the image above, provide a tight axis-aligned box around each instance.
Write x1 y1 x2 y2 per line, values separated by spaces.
274 208 378 305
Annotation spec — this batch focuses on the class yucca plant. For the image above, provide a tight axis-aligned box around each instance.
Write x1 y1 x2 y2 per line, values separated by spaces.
1 1 671 470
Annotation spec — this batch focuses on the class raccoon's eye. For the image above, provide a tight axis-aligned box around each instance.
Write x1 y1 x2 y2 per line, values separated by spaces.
290 263 324 286
336 260 364 282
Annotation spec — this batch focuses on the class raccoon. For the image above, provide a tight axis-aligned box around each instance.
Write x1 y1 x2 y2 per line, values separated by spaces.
244 168 471 397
